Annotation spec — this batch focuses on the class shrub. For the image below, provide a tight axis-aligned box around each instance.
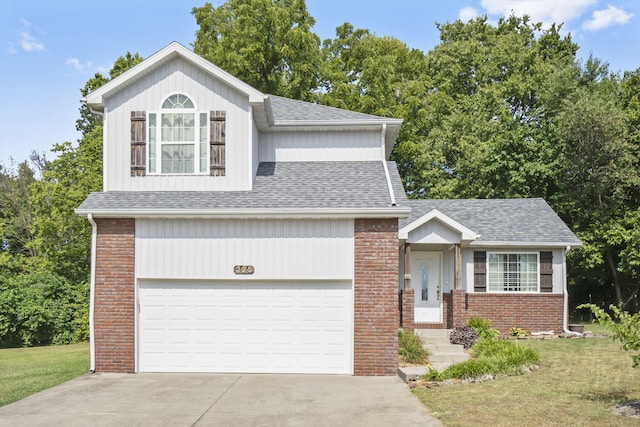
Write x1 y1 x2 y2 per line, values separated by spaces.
399 329 431 364
449 326 479 349
0 271 88 347
425 338 540 380
509 327 527 337
467 316 500 339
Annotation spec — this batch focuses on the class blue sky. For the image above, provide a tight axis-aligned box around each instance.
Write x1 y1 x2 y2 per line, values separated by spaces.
1 0 639 166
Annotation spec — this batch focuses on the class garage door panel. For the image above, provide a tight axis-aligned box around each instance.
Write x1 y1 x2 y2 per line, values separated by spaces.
138 280 352 374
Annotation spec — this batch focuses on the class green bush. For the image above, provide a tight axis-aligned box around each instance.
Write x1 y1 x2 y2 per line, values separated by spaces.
424 338 540 380
399 329 431 364
467 316 500 339
0 271 88 347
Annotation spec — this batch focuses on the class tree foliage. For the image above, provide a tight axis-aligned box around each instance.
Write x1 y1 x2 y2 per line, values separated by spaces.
193 0 320 100
579 304 640 368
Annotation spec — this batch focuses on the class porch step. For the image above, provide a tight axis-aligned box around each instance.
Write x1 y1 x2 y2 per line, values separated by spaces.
398 328 471 383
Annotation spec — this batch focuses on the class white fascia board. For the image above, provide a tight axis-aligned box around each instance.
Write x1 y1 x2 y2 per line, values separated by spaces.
468 241 582 248
399 209 479 241
75 207 412 220
85 42 264 109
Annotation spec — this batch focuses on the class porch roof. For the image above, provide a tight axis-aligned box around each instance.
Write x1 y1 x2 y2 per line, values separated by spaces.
400 198 581 247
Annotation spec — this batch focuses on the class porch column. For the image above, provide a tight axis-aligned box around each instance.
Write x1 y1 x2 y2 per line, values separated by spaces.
454 243 462 290
401 243 415 331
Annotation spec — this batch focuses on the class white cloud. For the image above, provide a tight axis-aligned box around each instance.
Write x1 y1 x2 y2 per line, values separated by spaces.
481 0 596 25
459 6 479 22
582 5 633 31
66 58 94 72
19 31 45 52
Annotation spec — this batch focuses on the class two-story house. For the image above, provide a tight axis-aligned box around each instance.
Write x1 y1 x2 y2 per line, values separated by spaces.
77 42 580 376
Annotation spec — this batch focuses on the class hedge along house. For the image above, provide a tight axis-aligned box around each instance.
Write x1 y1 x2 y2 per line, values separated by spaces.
77 42 580 376
398 199 581 334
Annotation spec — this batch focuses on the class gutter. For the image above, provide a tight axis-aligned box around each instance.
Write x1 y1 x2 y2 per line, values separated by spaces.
87 214 97 372
380 123 397 206
563 245 573 334
75 207 412 219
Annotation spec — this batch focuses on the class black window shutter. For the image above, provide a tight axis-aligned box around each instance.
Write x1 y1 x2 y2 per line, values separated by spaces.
474 251 487 292
130 111 146 177
209 111 226 176
540 251 553 293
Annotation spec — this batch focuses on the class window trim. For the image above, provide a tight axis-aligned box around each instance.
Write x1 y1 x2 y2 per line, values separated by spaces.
147 93 209 176
486 251 540 293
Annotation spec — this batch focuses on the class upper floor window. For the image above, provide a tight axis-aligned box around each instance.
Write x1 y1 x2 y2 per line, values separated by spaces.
487 252 538 292
148 94 208 174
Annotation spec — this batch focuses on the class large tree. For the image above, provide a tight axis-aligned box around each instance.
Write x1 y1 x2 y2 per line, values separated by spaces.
192 0 321 100
29 53 143 283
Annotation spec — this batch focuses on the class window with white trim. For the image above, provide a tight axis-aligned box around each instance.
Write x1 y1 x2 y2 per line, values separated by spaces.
148 94 208 174
487 253 539 292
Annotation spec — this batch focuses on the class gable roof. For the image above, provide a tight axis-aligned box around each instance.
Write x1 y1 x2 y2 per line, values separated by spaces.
400 198 580 247
399 209 480 241
76 161 410 218
85 42 265 111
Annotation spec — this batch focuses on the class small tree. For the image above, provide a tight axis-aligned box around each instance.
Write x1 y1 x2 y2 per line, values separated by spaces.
578 303 640 367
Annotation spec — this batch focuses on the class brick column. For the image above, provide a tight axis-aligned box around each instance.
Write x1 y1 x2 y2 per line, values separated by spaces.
400 289 415 332
354 218 399 376
94 218 135 373
451 289 467 328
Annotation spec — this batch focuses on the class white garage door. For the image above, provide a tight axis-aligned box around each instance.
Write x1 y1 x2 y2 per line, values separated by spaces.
138 280 352 374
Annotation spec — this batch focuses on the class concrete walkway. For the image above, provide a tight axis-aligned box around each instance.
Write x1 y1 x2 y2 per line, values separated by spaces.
0 373 442 427
399 329 469 382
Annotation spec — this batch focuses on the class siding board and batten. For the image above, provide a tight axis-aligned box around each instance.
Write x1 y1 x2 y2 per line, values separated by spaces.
135 219 355 280
103 57 251 191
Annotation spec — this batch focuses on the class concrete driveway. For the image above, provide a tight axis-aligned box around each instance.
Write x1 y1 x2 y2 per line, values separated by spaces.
0 373 441 426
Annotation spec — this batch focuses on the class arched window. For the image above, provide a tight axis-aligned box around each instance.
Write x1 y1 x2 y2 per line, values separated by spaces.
148 94 208 174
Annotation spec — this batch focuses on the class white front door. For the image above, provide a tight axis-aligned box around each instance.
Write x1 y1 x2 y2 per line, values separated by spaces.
411 252 442 323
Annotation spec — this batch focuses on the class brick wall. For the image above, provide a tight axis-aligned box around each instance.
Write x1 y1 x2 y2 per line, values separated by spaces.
354 218 399 376
400 289 415 332
464 293 564 334
94 218 135 373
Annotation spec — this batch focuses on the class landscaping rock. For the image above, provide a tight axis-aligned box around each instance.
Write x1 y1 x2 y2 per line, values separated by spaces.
612 400 640 418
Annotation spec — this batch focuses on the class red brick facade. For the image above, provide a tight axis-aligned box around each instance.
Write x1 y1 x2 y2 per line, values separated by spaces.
354 218 399 376
413 291 564 334
94 218 135 373
400 289 415 332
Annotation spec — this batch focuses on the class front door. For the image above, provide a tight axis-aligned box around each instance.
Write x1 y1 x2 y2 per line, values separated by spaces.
411 252 442 323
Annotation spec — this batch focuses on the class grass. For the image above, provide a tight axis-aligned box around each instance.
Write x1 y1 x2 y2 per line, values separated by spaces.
399 329 432 364
414 324 640 426
0 342 89 407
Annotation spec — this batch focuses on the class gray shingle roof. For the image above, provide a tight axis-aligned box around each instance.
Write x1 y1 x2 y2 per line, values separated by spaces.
268 95 395 122
401 198 580 245
78 161 408 212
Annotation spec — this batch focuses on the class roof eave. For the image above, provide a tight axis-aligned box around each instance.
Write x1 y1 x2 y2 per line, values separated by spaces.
75 207 412 220
467 241 582 248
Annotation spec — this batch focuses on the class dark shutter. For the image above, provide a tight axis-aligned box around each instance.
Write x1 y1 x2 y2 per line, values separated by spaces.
540 251 553 293
209 111 226 176
474 251 487 292
130 111 146 177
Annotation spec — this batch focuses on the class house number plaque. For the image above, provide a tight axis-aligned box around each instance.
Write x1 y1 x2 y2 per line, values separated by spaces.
234 265 255 275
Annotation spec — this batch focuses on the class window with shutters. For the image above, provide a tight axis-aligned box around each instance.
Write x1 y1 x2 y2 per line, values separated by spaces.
146 94 225 175
487 252 539 292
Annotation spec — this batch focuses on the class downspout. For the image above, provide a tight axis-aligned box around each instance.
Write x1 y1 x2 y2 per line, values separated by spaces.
562 245 572 334
87 214 97 372
380 124 397 206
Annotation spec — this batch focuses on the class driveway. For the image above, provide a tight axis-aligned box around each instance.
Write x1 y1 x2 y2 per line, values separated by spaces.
0 373 441 426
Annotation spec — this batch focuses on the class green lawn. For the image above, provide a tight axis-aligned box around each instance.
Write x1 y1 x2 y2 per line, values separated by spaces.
414 325 640 426
0 342 89 407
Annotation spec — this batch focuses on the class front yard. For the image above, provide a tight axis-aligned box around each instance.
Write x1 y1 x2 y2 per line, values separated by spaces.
0 342 89 407
414 325 640 426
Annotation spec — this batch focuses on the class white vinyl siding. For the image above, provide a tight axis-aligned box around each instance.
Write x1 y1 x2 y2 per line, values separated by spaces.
135 219 354 281
259 130 382 162
138 280 353 374
103 56 252 191
487 252 539 292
